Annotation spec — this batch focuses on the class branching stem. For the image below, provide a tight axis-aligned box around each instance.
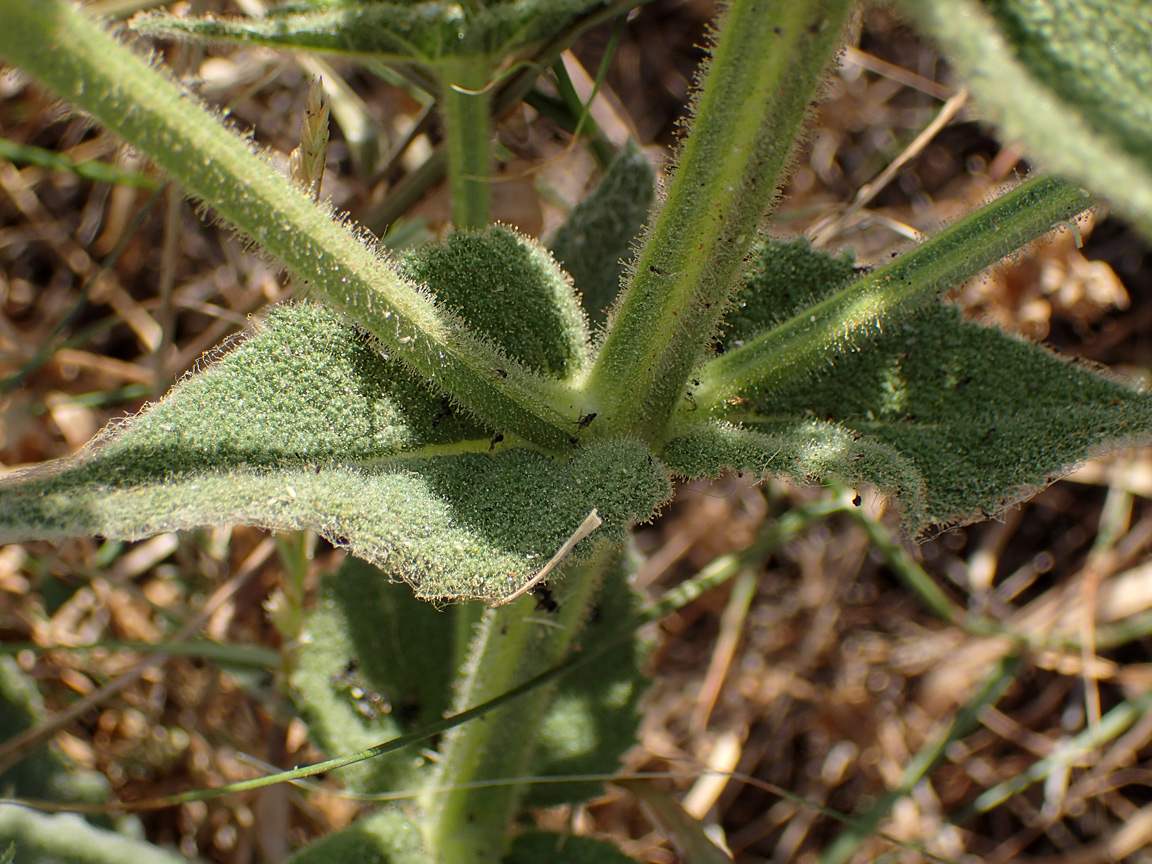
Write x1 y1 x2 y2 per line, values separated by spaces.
688 176 1094 418
585 0 854 444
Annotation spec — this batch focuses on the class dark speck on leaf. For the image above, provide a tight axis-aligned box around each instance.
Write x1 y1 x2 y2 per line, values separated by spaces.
397 696 421 726
532 584 560 614
431 397 453 427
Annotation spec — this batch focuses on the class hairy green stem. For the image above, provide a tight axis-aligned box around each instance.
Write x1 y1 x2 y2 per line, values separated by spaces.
585 0 853 444
0 0 577 451
440 58 492 229
689 176 1094 416
420 548 611 863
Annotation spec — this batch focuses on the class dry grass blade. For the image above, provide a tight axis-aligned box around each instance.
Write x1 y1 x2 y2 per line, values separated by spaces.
489 509 602 607
615 777 734 863
690 567 757 735
808 85 969 248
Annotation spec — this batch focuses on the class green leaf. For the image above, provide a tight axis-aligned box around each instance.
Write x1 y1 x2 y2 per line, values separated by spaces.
525 549 648 808
131 0 613 67
399 226 590 379
0 4 581 452
717 237 858 347
661 419 928 527
0 659 111 820
286 808 427 864
0 301 669 601
763 304 1152 527
902 0 1152 238
986 0 1152 159
503 831 636 864
549 140 655 327
0 227 667 600
676 240 1152 530
290 557 458 794
693 177 1095 414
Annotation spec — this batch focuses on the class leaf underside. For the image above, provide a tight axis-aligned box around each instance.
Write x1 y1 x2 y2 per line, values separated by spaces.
0 228 670 602
291 550 647 805
665 240 1152 530
985 0 1152 163
0 303 669 601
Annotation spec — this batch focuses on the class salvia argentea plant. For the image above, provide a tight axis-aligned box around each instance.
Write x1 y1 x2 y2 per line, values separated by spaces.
1 0 1151 862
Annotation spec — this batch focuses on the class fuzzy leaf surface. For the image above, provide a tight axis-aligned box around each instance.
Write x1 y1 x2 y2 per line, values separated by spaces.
764 304 1152 526
399 227 590 379
662 419 927 524
0 228 664 600
525 549 648 807
286 809 427 864
549 139 655 327
985 0 1152 160
668 240 1152 529
290 557 458 794
0 806 187 864
131 0 613 67
0 300 669 601
503 832 636 864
